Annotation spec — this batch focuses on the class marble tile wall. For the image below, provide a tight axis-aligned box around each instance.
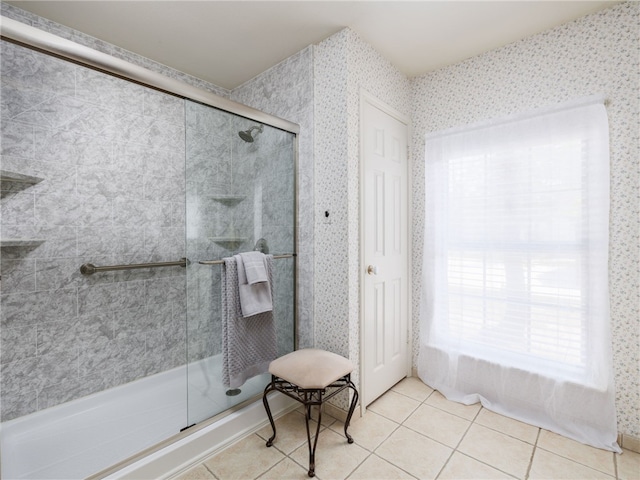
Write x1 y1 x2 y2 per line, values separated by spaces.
0 3 300 422
0 40 187 421
185 101 297 361
230 46 314 349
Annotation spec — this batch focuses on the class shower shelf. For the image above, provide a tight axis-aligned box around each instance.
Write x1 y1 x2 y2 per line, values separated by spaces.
210 237 247 247
0 170 43 185
0 239 45 247
209 195 246 206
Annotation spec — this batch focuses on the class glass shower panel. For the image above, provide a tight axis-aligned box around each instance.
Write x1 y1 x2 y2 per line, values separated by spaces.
185 100 296 426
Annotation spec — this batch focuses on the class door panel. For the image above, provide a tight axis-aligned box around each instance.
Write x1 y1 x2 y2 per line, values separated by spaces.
362 97 409 406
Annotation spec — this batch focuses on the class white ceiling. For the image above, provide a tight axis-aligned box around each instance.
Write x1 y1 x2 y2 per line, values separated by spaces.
7 1 620 90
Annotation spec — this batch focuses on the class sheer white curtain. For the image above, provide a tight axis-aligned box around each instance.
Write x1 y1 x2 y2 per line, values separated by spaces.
418 97 620 452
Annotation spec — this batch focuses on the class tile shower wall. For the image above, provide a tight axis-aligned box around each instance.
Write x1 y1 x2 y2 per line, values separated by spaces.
186 102 296 361
230 46 315 349
0 40 187 421
410 2 639 438
1 3 306 422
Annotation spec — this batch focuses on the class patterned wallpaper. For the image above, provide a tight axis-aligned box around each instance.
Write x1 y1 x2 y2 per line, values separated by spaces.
314 28 412 401
410 1 639 437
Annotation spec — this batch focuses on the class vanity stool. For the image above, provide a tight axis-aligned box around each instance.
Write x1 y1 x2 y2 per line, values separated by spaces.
262 348 359 477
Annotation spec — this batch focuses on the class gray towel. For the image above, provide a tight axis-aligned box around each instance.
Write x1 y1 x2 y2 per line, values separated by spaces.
235 253 273 317
239 251 269 285
221 255 277 388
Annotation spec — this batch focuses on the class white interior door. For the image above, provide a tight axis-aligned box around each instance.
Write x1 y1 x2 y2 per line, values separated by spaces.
361 94 410 407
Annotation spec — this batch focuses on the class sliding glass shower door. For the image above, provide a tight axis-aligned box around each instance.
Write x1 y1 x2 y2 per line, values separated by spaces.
185 100 296 426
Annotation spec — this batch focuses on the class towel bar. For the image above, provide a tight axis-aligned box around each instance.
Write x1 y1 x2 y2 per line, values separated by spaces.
80 258 189 275
199 253 295 265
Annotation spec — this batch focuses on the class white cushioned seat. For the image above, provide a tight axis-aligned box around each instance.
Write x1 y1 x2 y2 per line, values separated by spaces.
268 348 354 389
263 348 359 477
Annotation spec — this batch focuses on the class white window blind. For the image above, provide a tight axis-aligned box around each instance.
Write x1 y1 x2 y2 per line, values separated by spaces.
419 97 620 452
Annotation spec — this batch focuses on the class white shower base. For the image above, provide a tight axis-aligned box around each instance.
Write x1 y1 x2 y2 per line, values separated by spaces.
1 355 291 480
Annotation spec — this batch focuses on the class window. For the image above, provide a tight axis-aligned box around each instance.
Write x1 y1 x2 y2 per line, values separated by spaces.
419 98 619 452
443 137 593 377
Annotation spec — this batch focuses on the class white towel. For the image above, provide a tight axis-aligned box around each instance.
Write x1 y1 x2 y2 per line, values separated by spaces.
235 253 273 317
239 251 268 285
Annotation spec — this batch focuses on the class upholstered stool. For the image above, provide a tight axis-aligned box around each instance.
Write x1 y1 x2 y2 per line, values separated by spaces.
262 348 359 477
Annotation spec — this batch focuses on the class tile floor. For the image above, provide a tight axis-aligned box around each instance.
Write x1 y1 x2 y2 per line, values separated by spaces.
173 377 640 480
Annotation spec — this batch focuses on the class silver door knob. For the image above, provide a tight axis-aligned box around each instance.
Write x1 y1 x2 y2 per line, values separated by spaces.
367 265 379 275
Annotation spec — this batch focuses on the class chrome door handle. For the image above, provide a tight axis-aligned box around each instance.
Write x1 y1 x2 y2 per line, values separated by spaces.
367 265 379 275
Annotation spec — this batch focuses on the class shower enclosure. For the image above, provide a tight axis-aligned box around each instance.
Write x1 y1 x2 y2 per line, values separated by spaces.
0 17 297 479
185 101 297 426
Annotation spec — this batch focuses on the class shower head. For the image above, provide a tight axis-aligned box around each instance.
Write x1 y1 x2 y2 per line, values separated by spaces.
238 125 263 143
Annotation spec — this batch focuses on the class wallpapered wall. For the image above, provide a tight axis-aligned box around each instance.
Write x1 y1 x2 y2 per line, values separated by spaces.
410 2 639 437
314 28 411 400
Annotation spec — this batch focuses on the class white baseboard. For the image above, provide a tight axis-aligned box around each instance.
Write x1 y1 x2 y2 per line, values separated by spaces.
619 433 640 454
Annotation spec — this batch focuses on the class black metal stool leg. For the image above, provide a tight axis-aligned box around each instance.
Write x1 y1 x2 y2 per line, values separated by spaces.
344 379 359 444
262 379 277 447
304 391 323 478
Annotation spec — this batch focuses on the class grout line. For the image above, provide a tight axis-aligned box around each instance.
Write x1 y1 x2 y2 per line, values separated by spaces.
433 448 456 480
257 456 289 479
524 428 542 480
202 461 218 480
343 450 372 480
433 402 481 479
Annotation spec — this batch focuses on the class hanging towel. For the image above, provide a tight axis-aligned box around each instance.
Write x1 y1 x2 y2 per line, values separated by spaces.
221 255 277 389
240 251 269 285
235 253 273 317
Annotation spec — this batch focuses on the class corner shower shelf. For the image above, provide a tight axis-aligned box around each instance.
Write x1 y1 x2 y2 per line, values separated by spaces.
209 195 246 206
210 237 247 247
0 239 45 247
0 170 43 185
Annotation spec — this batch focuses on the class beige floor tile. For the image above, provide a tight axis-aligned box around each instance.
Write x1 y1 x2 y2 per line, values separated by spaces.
457 424 533 479
367 390 420 424
256 410 320 455
529 448 614 480
537 429 615 476
438 452 514 479
617 448 640 480
375 425 452 479
289 427 369 480
172 464 215 480
203 433 285 480
257 458 310 480
391 376 434 402
404 403 471 448
348 454 415 480
474 409 539 444
424 391 481 420
330 410 398 452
